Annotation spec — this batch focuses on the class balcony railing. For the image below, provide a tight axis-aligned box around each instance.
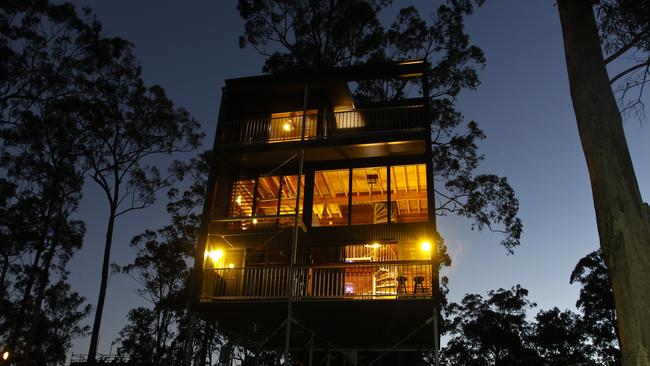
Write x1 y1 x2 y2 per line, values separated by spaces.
217 105 426 147
201 260 432 301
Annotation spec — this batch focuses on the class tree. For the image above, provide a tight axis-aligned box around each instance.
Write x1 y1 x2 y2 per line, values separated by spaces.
571 250 621 363
1 1 94 364
237 0 522 252
441 285 542 366
530 307 591 366
115 152 209 365
557 0 650 363
76 31 204 364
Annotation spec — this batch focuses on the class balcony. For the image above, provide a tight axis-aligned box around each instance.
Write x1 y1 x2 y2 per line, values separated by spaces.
200 260 432 301
217 105 426 148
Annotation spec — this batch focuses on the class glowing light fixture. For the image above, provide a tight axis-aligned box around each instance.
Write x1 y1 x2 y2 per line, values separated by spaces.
204 249 224 263
252 218 258 225
282 121 295 132
236 195 242 206
365 243 381 249
228 263 235 269
420 241 432 252
3 351 10 361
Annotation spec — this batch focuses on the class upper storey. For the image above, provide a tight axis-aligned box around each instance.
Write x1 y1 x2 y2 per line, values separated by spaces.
214 60 431 165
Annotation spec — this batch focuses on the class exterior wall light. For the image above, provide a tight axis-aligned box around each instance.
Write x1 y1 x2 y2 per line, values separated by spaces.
420 241 432 252
2 351 9 361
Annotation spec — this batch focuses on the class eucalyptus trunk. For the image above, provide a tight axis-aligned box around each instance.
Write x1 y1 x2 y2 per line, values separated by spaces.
87 205 117 365
558 0 650 364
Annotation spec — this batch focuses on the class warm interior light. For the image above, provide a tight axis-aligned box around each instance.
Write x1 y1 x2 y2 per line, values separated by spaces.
365 243 381 249
204 249 224 263
420 241 432 252
236 195 242 205
228 263 235 269
282 122 295 131
252 218 258 225
2 351 9 361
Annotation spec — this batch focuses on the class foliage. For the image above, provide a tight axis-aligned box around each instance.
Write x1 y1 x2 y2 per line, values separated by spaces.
115 152 210 365
73 10 204 362
442 285 542 365
530 307 591 365
595 0 650 115
237 0 522 251
570 250 621 363
0 1 93 364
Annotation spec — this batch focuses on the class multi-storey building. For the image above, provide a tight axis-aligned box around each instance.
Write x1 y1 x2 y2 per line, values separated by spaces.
191 60 441 365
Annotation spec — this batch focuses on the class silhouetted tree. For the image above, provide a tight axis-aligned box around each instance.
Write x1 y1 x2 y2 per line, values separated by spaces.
77 30 205 364
237 0 522 251
557 0 650 363
0 1 94 364
441 285 542 366
530 307 591 365
114 152 210 365
571 250 621 363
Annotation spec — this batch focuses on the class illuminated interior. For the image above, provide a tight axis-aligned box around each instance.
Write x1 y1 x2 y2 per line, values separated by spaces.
342 242 432 298
229 175 304 230
333 109 366 129
312 169 349 227
312 164 428 226
390 164 428 223
269 110 318 141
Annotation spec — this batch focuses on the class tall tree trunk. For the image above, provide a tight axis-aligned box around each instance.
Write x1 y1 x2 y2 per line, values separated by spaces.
557 1 650 364
20 240 57 366
87 208 117 365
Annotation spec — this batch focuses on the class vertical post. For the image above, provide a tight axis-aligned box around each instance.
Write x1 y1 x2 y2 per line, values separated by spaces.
433 308 440 366
285 84 309 364
308 332 314 366
422 63 440 366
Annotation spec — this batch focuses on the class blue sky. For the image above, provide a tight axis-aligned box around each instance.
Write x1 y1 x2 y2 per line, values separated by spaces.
65 0 650 356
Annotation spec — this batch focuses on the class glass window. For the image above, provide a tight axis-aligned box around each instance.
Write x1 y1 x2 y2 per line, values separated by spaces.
269 110 317 142
351 166 388 225
255 176 280 217
312 169 349 226
390 164 428 223
278 175 305 227
229 179 255 217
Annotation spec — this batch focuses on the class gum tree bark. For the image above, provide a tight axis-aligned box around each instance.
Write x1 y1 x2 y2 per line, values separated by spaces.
558 0 650 364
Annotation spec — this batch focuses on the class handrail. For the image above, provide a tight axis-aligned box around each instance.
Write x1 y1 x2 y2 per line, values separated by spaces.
217 105 426 147
200 261 433 301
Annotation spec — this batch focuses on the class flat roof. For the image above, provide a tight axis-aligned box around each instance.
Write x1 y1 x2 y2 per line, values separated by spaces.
225 59 428 89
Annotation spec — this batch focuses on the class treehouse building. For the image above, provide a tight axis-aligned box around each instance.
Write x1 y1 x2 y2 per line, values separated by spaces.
192 60 441 365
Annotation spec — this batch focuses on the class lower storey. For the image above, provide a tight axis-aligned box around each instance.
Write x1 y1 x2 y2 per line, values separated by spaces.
195 299 437 352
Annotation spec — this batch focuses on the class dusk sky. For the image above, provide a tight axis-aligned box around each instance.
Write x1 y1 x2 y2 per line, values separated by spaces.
63 0 650 357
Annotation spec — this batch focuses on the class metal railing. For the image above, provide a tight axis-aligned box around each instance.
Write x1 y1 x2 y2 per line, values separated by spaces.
217 105 425 147
201 261 432 301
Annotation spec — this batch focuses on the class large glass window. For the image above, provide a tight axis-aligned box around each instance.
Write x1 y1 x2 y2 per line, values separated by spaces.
351 166 388 225
228 175 304 230
312 169 349 227
310 164 428 227
390 164 428 223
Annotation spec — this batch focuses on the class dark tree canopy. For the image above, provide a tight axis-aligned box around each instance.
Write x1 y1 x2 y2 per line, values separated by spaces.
442 285 541 365
0 1 94 364
237 0 522 251
570 250 621 362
